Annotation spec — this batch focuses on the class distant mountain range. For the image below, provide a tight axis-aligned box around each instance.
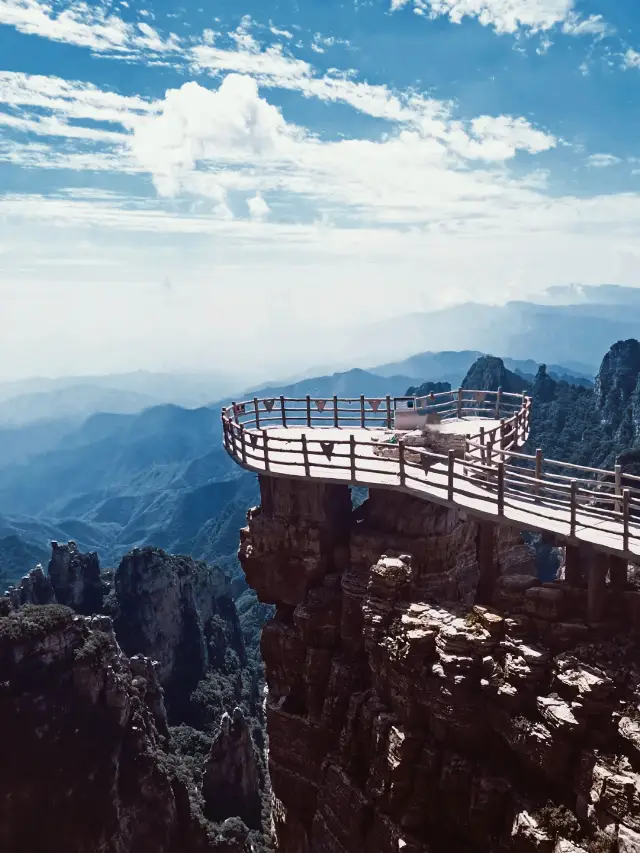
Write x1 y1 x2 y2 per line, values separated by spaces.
0 329 625 593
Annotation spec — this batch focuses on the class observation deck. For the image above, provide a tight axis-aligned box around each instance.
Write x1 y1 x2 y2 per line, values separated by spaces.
221 389 640 564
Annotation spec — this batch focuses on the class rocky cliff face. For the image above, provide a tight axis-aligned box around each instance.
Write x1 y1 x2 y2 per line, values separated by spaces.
0 604 220 853
203 707 264 830
241 475 639 853
594 339 640 440
113 547 246 720
461 355 529 394
2 544 268 852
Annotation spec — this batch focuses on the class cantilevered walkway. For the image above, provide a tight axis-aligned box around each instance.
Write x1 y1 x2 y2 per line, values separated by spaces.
221 389 640 564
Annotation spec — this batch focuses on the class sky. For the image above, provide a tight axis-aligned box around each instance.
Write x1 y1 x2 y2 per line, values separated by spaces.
1 0 640 379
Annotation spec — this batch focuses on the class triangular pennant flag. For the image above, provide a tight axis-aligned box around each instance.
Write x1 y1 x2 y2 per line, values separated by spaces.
250 433 259 450
320 441 335 460
264 399 275 413
315 400 327 412
370 399 381 412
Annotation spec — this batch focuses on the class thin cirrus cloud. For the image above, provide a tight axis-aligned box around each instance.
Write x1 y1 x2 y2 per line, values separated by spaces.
0 0 181 54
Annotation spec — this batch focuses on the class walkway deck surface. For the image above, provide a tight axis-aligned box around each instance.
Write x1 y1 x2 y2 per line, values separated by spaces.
229 425 640 561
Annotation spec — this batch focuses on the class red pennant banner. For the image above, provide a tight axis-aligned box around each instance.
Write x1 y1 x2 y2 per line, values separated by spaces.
370 399 381 412
315 400 327 412
234 403 245 416
320 441 335 460
264 399 275 413
250 433 259 451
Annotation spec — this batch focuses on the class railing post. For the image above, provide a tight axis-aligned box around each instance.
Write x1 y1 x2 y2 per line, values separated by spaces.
514 411 520 445
360 395 365 429
222 417 229 452
240 426 247 464
254 398 260 430
280 396 287 428
333 395 339 428
448 450 455 501
535 448 542 502
457 387 463 419
230 422 237 456
570 480 577 537
479 426 486 465
398 439 406 486
386 395 392 429
497 461 504 515
495 387 502 419
487 438 493 466
301 433 310 476
350 434 357 483
262 429 270 472
231 401 238 423
306 395 312 428
623 489 630 552
500 419 506 451
615 462 622 514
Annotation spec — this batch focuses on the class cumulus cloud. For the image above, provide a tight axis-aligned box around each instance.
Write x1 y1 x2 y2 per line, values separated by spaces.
389 0 609 36
129 75 301 196
247 193 270 220
624 49 640 69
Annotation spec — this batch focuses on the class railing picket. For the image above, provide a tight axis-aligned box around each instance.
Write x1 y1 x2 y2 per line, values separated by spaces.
623 489 630 551
457 387 462 419
263 429 270 472
306 395 312 428
535 448 542 503
302 433 310 476
570 480 577 537
495 387 502 418
360 395 365 428
615 463 622 513
448 450 455 500
398 439 406 486
280 396 287 428
350 434 357 482
497 462 504 515
333 395 339 428
254 398 260 430
240 426 247 464
479 426 485 464
386 395 392 429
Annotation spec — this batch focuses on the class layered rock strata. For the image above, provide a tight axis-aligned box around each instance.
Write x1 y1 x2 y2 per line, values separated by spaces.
240 475 639 853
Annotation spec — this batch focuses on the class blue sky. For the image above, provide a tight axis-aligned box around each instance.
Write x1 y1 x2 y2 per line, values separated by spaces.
1 0 640 379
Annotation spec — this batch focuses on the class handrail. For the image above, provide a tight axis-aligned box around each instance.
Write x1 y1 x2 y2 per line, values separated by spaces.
220 392 639 559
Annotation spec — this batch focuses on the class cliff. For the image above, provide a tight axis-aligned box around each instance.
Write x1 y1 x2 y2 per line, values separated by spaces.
112 547 246 721
2 544 269 852
0 604 220 853
240 475 640 853
461 355 530 394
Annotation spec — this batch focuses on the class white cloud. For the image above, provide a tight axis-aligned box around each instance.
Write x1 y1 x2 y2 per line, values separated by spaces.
129 75 302 196
586 153 621 169
389 0 609 36
624 48 640 69
0 0 180 54
247 193 270 220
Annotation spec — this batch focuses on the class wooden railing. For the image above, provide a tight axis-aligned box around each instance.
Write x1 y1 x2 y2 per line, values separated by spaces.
220 392 639 557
